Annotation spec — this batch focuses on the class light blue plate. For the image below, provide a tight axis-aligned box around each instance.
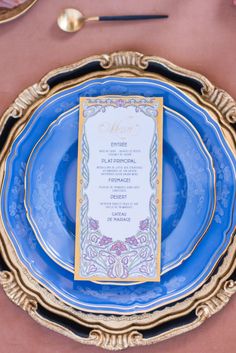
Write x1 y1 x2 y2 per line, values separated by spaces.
1 77 235 314
25 106 215 277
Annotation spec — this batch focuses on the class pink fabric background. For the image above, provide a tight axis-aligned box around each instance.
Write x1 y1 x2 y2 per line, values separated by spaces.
0 0 236 352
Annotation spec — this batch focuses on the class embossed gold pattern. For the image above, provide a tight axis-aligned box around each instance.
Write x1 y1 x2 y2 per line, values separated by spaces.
88 330 143 350
196 279 236 320
100 51 149 69
0 271 37 312
9 82 50 119
202 87 236 124
0 52 235 350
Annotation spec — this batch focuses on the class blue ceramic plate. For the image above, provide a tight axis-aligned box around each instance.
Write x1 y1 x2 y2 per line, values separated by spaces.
25 105 215 277
1 77 235 314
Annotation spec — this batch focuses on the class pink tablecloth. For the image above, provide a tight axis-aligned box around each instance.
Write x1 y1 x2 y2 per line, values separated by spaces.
0 0 236 352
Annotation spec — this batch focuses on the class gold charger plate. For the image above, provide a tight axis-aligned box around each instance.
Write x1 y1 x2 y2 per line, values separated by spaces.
0 52 235 350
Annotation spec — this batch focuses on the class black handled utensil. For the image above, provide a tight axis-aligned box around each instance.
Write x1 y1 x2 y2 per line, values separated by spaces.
57 9 169 33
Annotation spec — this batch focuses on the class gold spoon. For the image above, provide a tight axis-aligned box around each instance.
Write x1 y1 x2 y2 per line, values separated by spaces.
57 8 168 33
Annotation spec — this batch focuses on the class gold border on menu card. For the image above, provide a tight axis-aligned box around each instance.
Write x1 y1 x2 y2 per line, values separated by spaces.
74 96 163 282
0 0 37 24
0 52 235 350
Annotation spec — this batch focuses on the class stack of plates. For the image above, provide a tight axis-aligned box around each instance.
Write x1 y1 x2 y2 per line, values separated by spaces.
0 52 235 350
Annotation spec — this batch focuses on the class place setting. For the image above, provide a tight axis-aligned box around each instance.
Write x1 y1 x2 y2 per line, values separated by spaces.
0 4 235 351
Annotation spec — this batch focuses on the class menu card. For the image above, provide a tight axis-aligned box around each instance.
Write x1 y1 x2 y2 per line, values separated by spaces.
75 96 163 282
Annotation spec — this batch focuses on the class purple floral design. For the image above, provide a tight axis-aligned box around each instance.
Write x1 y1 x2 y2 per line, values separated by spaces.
110 241 127 256
125 236 139 246
114 99 126 107
82 216 154 279
99 235 112 246
89 217 99 231
139 218 149 231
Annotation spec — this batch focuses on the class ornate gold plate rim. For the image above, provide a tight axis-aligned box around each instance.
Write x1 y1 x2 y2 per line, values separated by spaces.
0 52 235 350
0 0 37 24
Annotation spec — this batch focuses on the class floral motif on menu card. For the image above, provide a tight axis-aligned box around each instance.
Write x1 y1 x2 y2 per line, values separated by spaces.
84 216 152 278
